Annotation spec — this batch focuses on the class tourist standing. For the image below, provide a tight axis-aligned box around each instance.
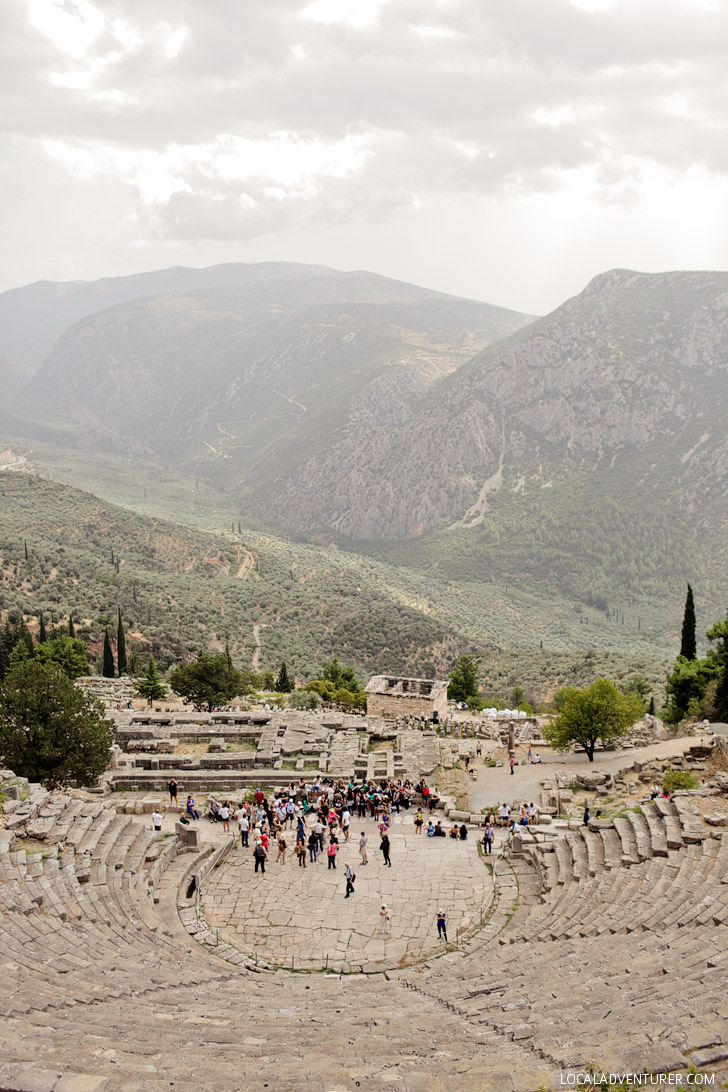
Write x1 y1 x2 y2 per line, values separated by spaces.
277 833 287 864
509 754 515 776
253 842 267 874
379 904 391 935
436 910 448 942
380 832 391 867
308 830 318 863
152 809 163 833
344 863 355 898
220 803 230 833
237 810 249 848
414 809 424 834
168 779 178 806
359 831 368 865
327 841 338 869
482 822 494 854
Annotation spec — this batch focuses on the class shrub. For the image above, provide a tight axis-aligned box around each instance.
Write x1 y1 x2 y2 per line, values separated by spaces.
661 768 699 793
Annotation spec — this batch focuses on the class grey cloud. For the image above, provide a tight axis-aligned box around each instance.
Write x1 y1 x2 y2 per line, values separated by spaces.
2 0 728 299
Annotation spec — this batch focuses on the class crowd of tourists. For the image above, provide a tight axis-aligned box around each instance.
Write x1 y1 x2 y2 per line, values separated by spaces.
173 775 446 877
162 774 517 941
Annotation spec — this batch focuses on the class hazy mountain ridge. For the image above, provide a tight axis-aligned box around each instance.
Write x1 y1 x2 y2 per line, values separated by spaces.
0 262 335 389
256 269 728 541
14 266 533 479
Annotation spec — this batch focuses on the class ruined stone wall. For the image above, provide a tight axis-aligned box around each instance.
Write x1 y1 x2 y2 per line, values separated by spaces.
367 690 448 720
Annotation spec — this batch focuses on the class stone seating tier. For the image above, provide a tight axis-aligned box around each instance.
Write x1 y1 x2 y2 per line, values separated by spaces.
1 785 726 1090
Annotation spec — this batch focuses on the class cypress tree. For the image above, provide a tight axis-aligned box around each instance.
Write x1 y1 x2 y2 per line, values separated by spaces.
275 661 293 693
38 613 47 644
102 629 115 678
680 583 697 660
117 608 127 676
68 615 75 638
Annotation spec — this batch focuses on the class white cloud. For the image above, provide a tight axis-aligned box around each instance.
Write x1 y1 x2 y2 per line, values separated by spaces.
414 24 454 39
2 0 728 311
42 131 369 205
163 24 188 59
302 0 386 28
27 0 106 59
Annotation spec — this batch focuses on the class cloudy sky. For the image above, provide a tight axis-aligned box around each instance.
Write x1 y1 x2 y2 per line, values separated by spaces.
2 0 728 313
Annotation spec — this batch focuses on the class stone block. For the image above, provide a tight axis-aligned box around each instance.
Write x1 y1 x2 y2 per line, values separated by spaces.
55 1075 109 1092
690 1046 728 1067
0 1068 61 1092
175 821 200 849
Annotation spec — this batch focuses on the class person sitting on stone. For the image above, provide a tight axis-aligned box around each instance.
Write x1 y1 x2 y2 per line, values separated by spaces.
207 800 221 823
433 820 446 837
426 820 435 837
449 824 459 839
459 823 468 840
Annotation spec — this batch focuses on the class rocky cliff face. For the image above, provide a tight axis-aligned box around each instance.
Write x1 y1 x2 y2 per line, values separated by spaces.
15 268 533 475
251 270 728 541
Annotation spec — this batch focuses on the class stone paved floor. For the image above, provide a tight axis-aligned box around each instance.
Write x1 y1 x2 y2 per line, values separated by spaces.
201 811 494 971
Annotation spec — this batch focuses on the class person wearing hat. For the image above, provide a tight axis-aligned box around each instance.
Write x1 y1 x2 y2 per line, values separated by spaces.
379 904 391 935
436 910 447 942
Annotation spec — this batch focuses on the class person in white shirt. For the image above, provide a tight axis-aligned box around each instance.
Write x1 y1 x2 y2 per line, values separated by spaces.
151 810 163 833
237 811 249 848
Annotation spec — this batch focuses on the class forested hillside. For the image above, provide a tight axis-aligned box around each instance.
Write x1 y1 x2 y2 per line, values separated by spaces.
0 472 673 694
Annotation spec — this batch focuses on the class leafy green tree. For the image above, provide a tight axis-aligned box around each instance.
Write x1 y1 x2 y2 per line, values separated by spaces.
680 583 697 661
321 657 359 692
238 667 263 693
169 651 244 711
287 688 321 710
260 668 275 690
706 612 728 721
305 679 336 701
8 638 32 672
275 661 294 693
102 629 115 678
553 686 578 712
68 615 75 638
135 654 167 707
38 613 47 644
117 608 127 676
447 655 480 703
0 659 114 788
334 687 366 711
543 678 642 762
664 655 717 723
36 635 89 680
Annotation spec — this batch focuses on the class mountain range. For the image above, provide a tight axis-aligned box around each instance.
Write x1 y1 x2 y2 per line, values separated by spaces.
2 260 727 675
